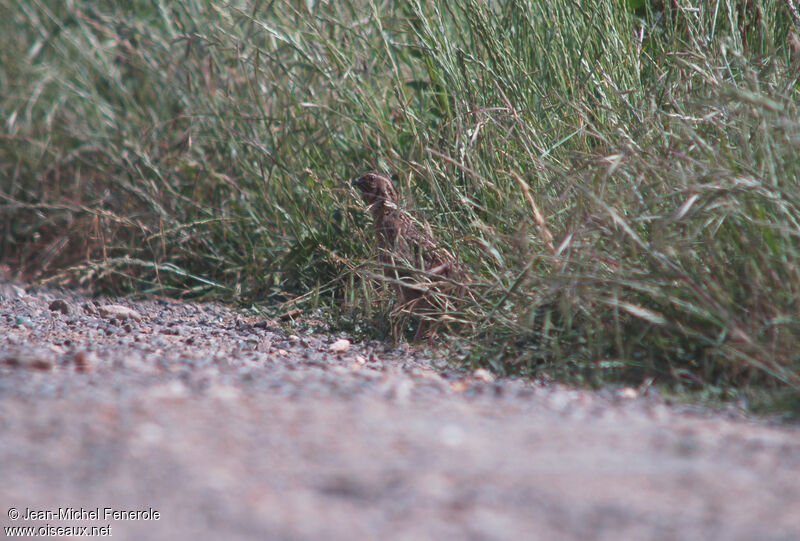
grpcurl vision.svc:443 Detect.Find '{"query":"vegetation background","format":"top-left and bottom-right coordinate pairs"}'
top-left (3, 0), bottom-right (800, 410)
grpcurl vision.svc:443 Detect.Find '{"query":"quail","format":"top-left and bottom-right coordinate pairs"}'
top-left (790, 31), bottom-right (800, 72)
top-left (352, 171), bottom-right (462, 338)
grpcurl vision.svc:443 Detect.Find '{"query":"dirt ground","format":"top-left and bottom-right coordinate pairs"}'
top-left (1, 281), bottom-right (799, 541)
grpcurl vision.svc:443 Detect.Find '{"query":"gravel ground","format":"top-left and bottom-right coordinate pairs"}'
top-left (1, 281), bottom-right (799, 541)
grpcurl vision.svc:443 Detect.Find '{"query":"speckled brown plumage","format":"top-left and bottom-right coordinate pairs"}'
top-left (790, 31), bottom-right (800, 72)
top-left (353, 171), bottom-right (462, 337)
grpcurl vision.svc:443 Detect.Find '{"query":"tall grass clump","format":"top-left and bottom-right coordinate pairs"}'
top-left (2, 0), bottom-right (800, 399)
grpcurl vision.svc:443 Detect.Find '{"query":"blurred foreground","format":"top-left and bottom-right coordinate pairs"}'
top-left (1, 282), bottom-right (798, 540)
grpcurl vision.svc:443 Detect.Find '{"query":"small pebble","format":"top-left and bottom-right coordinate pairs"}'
top-left (14, 316), bottom-right (34, 328)
top-left (473, 368), bottom-right (496, 383)
top-left (329, 339), bottom-right (350, 354)
top-left (48, 299), bottom-right (70, 315)
top-left (73, 350), bottom-right (98, 373)
top-left (99, 304), bottom-right (143, 322)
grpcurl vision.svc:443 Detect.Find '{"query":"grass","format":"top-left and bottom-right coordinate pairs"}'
top-left (2, 0), bottom-right (800, 411)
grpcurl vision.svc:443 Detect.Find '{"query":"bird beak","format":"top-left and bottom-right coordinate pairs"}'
top-left (352, 176), bottom-right (364, 187)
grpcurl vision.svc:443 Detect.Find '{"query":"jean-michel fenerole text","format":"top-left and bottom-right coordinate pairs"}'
top-left (21, 507), bottom-right (160, 521)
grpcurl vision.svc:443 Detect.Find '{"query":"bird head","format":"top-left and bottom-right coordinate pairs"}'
top-left (352, 171), bottom-right (399, 209)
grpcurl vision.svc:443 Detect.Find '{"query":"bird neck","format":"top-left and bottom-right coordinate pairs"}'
top-left (370, 199), bottom-right (396, 220)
